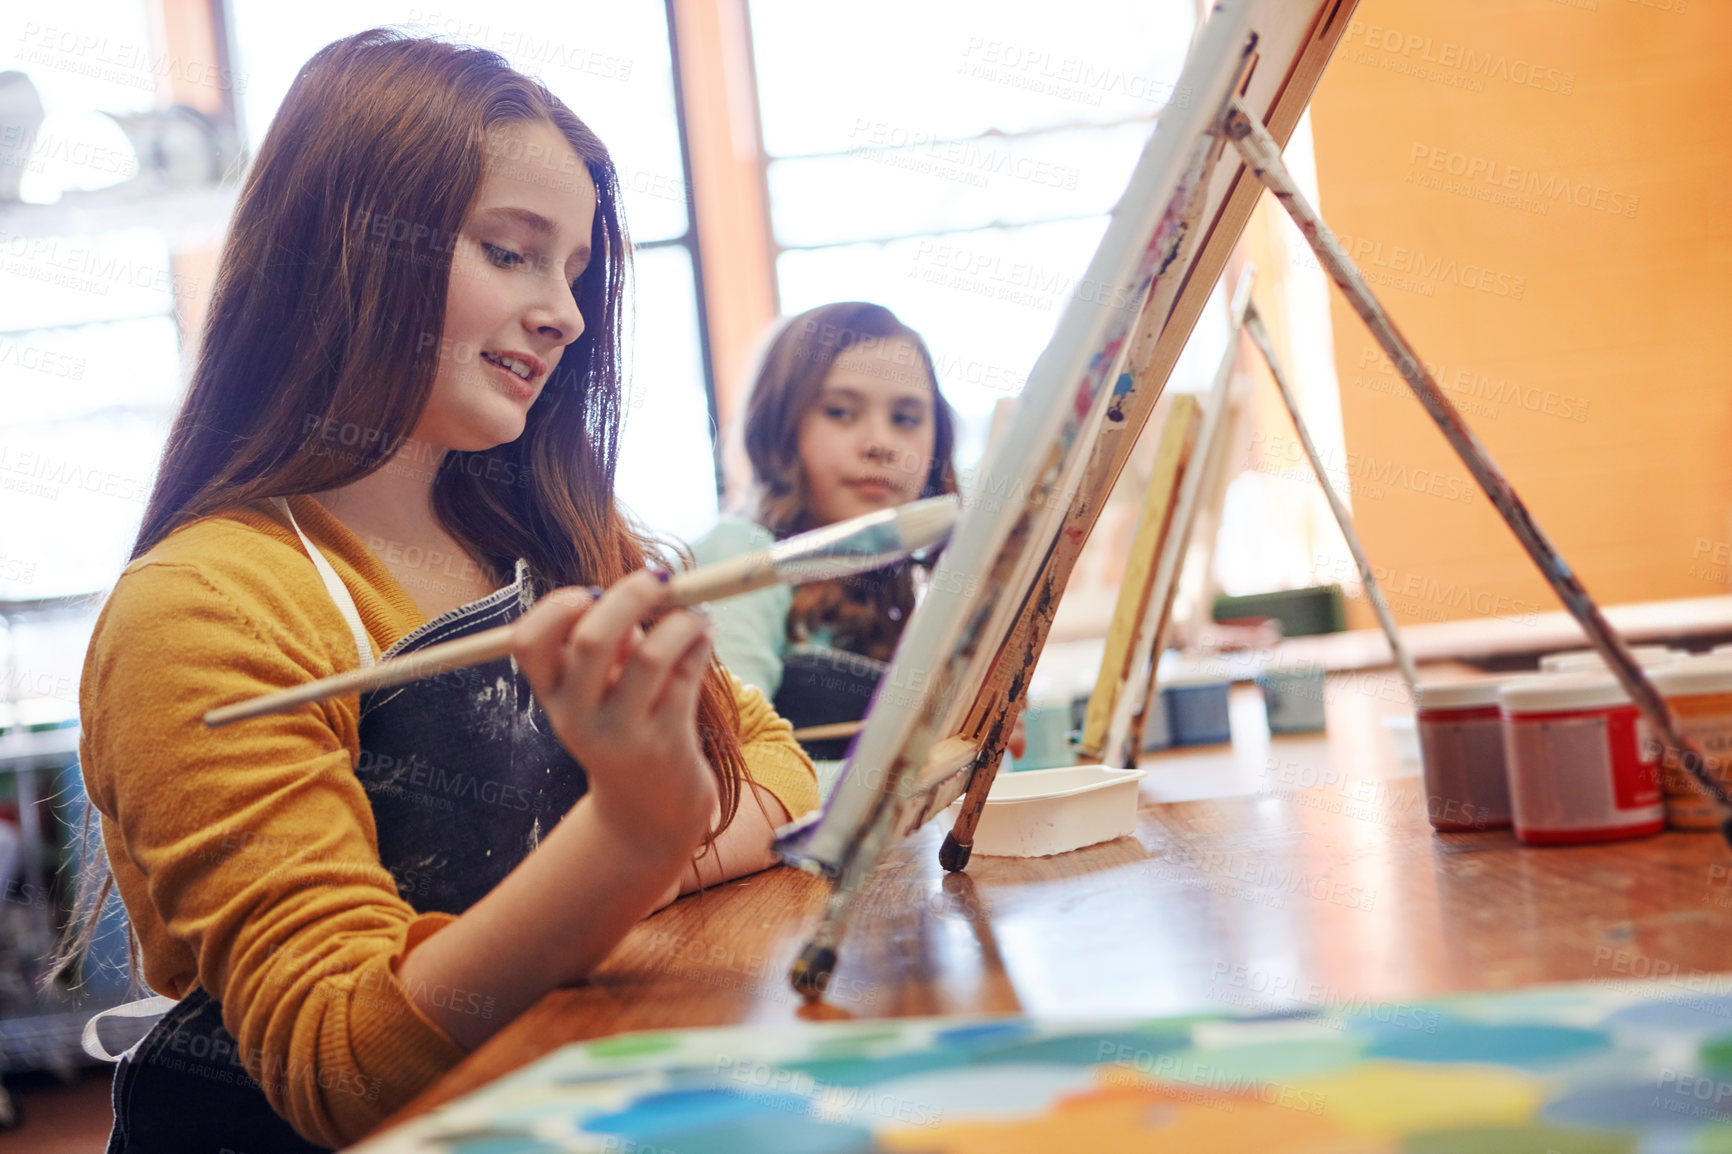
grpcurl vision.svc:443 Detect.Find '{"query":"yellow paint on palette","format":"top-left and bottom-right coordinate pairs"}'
top-left (875, 1078), bottom-right (1395, 1154)
top-left (1291, 1060), bottom-right (1541, 1138)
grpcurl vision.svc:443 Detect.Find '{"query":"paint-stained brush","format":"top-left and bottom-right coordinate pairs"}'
top-left (204, 495), bottom-right (959, 728)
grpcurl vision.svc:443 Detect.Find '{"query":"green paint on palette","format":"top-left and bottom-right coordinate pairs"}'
top-left (1144, 1038), bottom-right (1364, 1083)
top-left (450, 1139), bottom-right (563, 1154)
top-left (1133, 1014), bottom-right (1225, 1037)
top-left (783, 1051), bottom-right (965, 1088)
top-left (809, 1027), bottom-right (908, 1058)
top-left (586, 1032), bottom-right (683, 1060)
top-left (1701, 1034), bottom-right (1732, 1075)
top-left (1403, 1125), bottom-right (1634, 1154)
top-left (1692, 1124), bottom-right (1732, 1154)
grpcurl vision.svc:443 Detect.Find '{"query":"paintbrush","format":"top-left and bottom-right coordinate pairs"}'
top-left (203, 495), bottom-right (958, 728)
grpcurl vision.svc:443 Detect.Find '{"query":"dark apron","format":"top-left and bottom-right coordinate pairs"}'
top-left (105, 561), bottom-right (588, 1153)
top-left (771, 644), bottom-right (886, 760)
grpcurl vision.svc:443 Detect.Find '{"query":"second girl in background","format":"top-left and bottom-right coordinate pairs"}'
top-left (692, 302), bottom-right (959, 769)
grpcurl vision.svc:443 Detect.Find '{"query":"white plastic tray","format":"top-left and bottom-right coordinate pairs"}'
top-left (1382, 713), bottom-right (1420, 766)
top-left (945, 764), bottom-right (1145, 858)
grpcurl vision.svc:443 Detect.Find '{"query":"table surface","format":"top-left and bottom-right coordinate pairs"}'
top-left (377, 670), bottom-right (1732, 1135)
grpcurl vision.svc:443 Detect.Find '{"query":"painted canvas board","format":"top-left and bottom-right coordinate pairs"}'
top-left (352, 976), bottom-right (1732, 1152)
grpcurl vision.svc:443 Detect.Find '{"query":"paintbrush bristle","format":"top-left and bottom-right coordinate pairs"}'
top-left (894, 495), bottom-right (960, 553)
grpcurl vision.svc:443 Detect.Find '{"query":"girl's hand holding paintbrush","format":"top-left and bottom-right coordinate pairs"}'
top-left (203, 496), bottom-right (958, 728)
top-left (512, 570), bottom-right (719, 843)
top-left (400, 568), bottom-right (723, 1046)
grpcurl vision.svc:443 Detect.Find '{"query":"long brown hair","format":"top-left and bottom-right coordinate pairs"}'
top-left (741, 302), bottom-right (959, 660)
top-left (53, 29), bottom-right (746, 985)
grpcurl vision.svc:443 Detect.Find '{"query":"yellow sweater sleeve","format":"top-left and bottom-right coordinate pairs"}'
top-left (81, 558), bottom-right (467, 1148)
top-left (729, 673), bottom-right (819, 820)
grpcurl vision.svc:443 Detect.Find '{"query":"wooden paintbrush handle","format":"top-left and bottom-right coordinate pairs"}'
top-left (203, 565), bottom-right (774, 728)
top-left (789, 721), bottom-right (865, 743)
top-left (666, 550), bottom-right (777, 606)
top-left (203, 624), bottom-right (516, 727)
top-left (205, 497), bottom-right (954, 729)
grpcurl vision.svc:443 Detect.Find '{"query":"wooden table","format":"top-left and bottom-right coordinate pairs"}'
top-left (379, 674), bottom-right (1732, 1133)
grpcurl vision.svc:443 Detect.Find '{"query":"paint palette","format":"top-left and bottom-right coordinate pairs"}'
top-left (352, 978), bottom-right (1732, 1152)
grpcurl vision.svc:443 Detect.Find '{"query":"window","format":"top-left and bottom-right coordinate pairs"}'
top-left (228, 1), bottom-right (718, 540)
top-left (748, 2), bottom-right (1351, 613)
top-left (1, 0), bottom-right (177, 714)
top-left (749, 0), bottom-right (1202, 468)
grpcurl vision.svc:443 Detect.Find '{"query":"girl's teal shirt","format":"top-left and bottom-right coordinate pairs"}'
top-left (688, 519), bottom-right (792, 698)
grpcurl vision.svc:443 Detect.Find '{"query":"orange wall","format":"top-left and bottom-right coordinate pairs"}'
top-left (1308, 0), bottom-right (1732, 628)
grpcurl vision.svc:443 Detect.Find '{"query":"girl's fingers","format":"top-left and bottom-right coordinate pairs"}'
top-left (607, 609), bottom-right (711, 721)
top-left (511, 586), bottom-right (597, 693)
top-left (653, 624), bottom-right (714, 722)
top-left (599, 623), bottom-right (648, 692)
top-left (549, 571), bottom-right (671, 708)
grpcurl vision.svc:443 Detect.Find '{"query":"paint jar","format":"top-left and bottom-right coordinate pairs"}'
top-left (1499, 674), bottom-right (1663, 845)
top-left (1165, 675), bottom-right (1232, 747)
top-left (1256, 663), bottom-right (1327, 735)
top-left (1647, 658), bottom-right (1732, 830)
top-left (1537, 646), bottom-right (1681, 674)
top-left (1413, 678), bottom-right (1510, 831)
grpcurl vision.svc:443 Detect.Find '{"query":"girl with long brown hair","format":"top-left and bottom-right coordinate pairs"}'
top-left (66, 29), bottom-right (815, 1153)
top-left (692, 302), bottom-right (960, 764)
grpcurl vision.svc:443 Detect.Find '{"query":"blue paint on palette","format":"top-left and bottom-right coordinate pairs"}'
top-left (584, 1088), bottom-right (812, 1140)
top-left (1112, 372), bottom-right (1135, 396)
top-left (1600, 998), bottom-right (1732, 1032)
top-left (782, 1051), bottom-right (969, 1088)
top-left (1364, 1023), bottom-right (1609, 1067)
top-left (969, 1031), bottom-right (1187, 1067)
top-left (934, 1021), bottom-right (1032, 1049)
top-left (1542, 1080), bottom-right (1732, 1130)
top-left (935, 1018), bottom-right (1025, 1046)
top-left (628, 1118), bottom-right (877, 1154)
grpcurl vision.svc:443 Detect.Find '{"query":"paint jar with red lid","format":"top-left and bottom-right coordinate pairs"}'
top-left (1499, 674), bottom-right (1663, 845)
top-left (1413, 678), bottom-right (1510, 831)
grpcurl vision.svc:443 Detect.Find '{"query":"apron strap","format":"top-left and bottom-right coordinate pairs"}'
top-left (271, 497), bottom-right (374, 670)
top-left (81, 994), bottom-right (179, 1062)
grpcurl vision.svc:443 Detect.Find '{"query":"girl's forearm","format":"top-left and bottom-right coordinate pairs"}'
top-left (657, 782), bottom-right (793, 907)
top-left (396, 796), bottom-right (706, 1049)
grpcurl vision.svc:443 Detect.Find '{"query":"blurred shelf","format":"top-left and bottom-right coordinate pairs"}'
top-left (0, 181), bottom-right (239, 248)
top-left (1271, 593), bottom-right (1732, 673)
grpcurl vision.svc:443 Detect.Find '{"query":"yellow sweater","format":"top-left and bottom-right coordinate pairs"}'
top-left (78, 495), bottom-right (818, 1147)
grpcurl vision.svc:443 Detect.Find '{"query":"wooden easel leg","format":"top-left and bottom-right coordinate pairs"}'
top-left (790, 884), bottom-right (855, 999)
top-left (1242, 301), bottom-right (1419, 692)
top-left (938, 744), bottom-right (1006, 873)
top-left (1224, 100), bottom-right (1732, 829)
top-left (940, 531), bottom-right (1071, 872)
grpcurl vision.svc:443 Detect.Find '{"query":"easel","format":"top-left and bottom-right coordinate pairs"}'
top-left (778, 0), bottom-right (1728, 999)
top-left (1075, 273), bottom-right (1419, 773)
top-left (777, 1), bottom-right (1366, 996)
